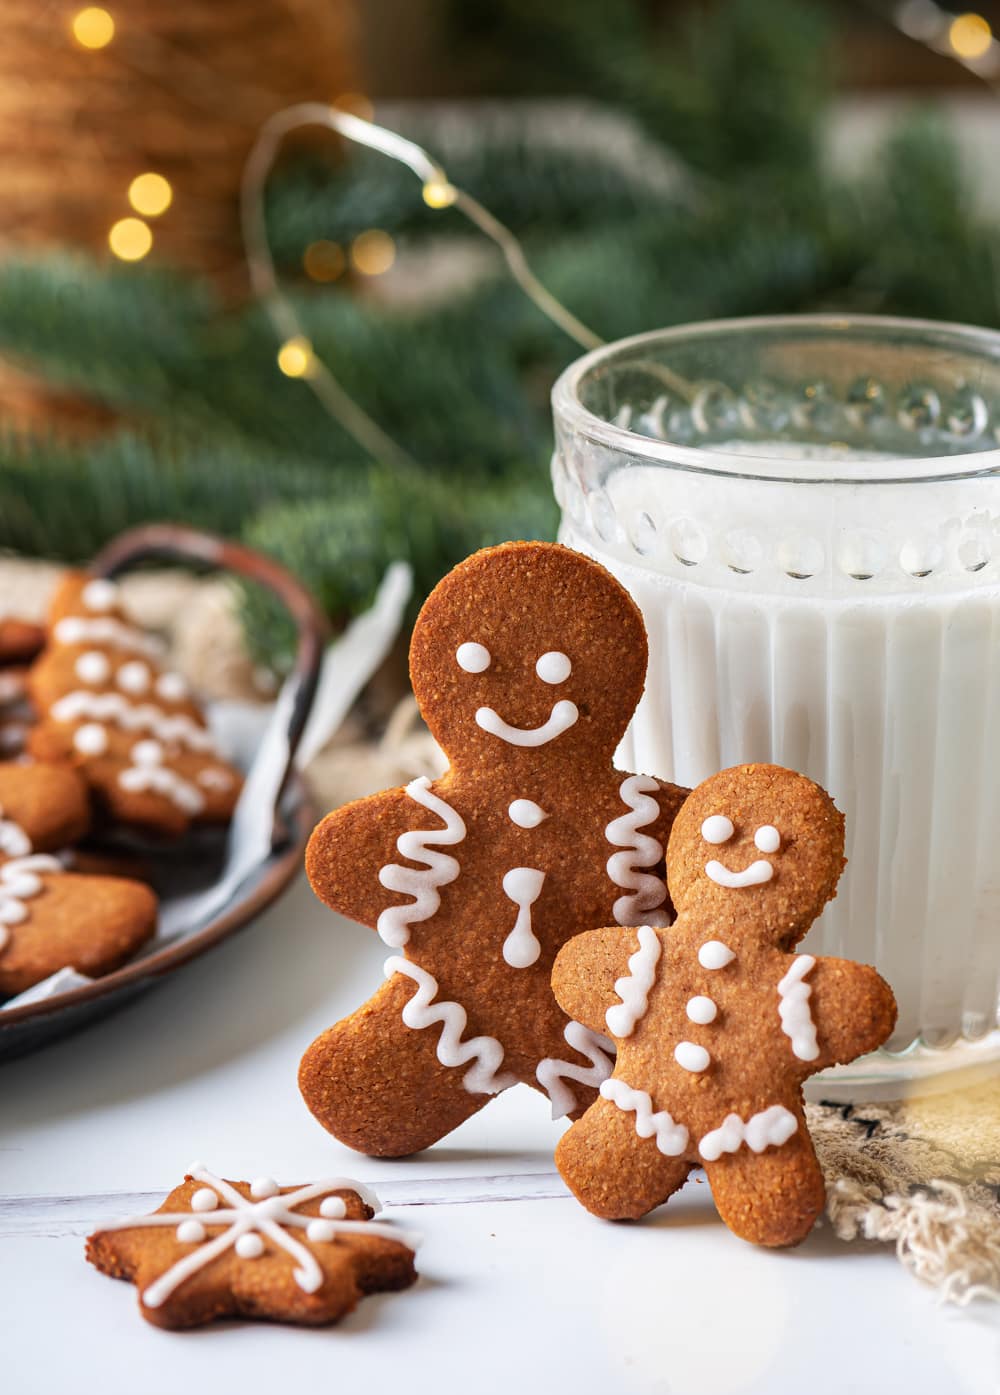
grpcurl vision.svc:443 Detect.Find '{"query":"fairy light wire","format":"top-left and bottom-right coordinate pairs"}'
top-left (240, 102), bottom-right (603, 467)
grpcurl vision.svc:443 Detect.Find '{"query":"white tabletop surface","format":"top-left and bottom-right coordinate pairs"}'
top-left (2, 873), bottom-right (998, 1395)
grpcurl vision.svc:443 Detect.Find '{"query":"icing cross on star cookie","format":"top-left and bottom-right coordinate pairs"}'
top-left (300, 541), bottom-right (689, 1156)
top-left (551, 763), bottom-right (897, 1248)
top-left (86, 1165), bottom-right (420, 1329)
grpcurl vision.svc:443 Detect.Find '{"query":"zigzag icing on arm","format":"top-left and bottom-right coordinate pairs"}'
top-left (535, 1020), bottom-right (615, 1120)
top-left (777, 954), bottom-right (819, 1061)
top-left (605, 925), bottom-right (661, 1038)
top-left (600, 1077), bottom-right (689, 1156)
top-left (376, 777), bottom-right (466, 948)
top-left (384, 956), bottom-right (517, 1094)
top-left (605, 774), bottom-right (669, 927)
top-left (697, 1106), bottom-right (798, 1161)
top-left (95, 1165), bottom-right (420, 1311)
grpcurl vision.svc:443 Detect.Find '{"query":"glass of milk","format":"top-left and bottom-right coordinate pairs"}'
top-left (552, 314), bottom-right (1000, 1086)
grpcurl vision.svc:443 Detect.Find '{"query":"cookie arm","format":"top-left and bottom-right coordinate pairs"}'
top-left (306, 785), bottom-right (442, 933)
top-left (551, 927), bottom-right (638, 1038)
top-left (805, 957), bottom-right (897, 1071)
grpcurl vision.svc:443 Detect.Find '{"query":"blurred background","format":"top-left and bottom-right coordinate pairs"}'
top-left (3, 0), bottom-right (1000, 665)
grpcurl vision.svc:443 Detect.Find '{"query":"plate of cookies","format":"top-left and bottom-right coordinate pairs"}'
top-left (0, 524), bottom-right (327, 1059)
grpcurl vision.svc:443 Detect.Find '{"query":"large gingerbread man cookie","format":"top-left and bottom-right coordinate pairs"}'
top-left (552, 764), bottom-right (897, 1247)
top-left (27, 573), bottom-right (242, 837)
top-left (300, 542), bottom-right (688, 1156)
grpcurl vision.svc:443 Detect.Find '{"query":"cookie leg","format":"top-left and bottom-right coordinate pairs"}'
top-left (555, 1097), bottom-right (693, 1220)
top-left (299, 974), bottom-right (494, 1157)
top-left (703, 1128), bottom-right (826, 1247)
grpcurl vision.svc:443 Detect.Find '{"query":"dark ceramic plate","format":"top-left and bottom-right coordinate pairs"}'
top-left (0, 525), bottom-right (327, 1060)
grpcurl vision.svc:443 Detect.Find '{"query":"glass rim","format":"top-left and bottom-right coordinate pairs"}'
top-left (551, 312), bottom-right (1000, 485)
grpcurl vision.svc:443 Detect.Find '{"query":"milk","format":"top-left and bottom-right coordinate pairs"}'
top-left (556, 452), bottom-right (1000, 1054)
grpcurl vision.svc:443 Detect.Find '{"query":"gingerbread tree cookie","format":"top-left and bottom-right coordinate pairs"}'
top-left (87, 1165), bottom-right (420, 1329)
top-left (27, 573), bottom-right (242, 837)
top-left (300, 542), bottom-right (688, 1156)
top-left (0, 760), bottom-right (157, 995)
top-left (552, 764), bottom-right (897, 1248)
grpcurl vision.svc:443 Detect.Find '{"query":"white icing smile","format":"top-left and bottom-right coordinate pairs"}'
top-left (475, 700), bottom-right (578, 748)
top-left (705, 858), bottom-right (774, 889)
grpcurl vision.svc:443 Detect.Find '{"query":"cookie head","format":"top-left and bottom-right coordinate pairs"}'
top-left (667, 765), bottom-right (845, 945)
top-left (409, 542), bottom-right (648, 769)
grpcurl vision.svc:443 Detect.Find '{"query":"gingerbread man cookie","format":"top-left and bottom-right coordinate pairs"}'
top-left (552, 764), bottom-right (896, 1248)
top-left (87, 1165), bottom-right (420, 1328)
top-left (300, 542), bottom-right (688, 1156)
top-left (27, 573), bottom-right (242, 837)
top-left (0, 760), bottom-right (158, 996)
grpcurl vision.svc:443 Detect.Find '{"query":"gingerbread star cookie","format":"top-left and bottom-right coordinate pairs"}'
top-left (87, 1166), bottom-right (420, 1328)
top-left (300, 541), bottom-right (688, 1156)
top-left (552, 764), bottom-right (897, 1248)
top-left (0, 760), bottom-right (158, 996)
top-left (27, 573), bottom-right (242, 837)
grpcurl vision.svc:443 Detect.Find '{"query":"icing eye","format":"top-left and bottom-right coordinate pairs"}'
top-left (754, 824), bottom-right (780, 854)
top-left (701, 814), bottom-right (734, 845)
top-left (535, 651), bottom-right (571, 684)
top-left (456, 642), bottom-right (491, 674)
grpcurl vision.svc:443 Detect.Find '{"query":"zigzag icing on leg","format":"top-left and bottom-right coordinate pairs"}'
top-left (384, 955), bottom-right (516, 1095)
top-left (600, 1077), bottom-right (689, 1156)
top-left (698, 1105), bottom-right (798, 1161)
top-left (376, 777), bottom-right (466, 949)
top-left (536, 1020), bottom-right (615, 1120)
top-left (605, 774), bottom-right (670, 928)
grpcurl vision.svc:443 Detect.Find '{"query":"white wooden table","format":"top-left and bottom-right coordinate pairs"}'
top-left (3, 874), bottom-right (997, 1394)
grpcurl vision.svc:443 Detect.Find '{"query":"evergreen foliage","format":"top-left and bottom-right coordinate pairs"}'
top-left (1, 0), bottom-right (997, 659)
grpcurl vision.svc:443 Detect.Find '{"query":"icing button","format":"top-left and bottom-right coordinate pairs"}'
top-left (508, 799), bottom-right (547, 828)
top-left (674, 1041), bottom-right (711, 1073)
top-left (698, 940), bottom-right (736, 970)
top-left (686, 995), bottom-right (718, 1025)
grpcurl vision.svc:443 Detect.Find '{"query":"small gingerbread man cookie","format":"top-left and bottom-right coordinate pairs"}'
top-left (0, 760), bottom-right (158, 996)
top-left (27, 573), bottom-right (242, 837)
top-left (552, 764), bottom-right (896, 1248)
top-left (300, 542), bottom-right (688, 1156)
top-left (87, 1165), bottom-right (420, 1328)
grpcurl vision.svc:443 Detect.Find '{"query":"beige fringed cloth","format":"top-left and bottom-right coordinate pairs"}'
top-left (809, 1084), bottom-right (1000, 1305)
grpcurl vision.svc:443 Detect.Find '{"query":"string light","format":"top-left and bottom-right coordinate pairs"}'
top-left (350, 230), bottom-right (396, 276)
top-left (241, 104), bottom-right (602, 470)
top-left (108, 217), bottom-right (152, 261)
top-left (71, 6), bottom-right (115, 49)
top-left (277, 336), bottom-right (315, 378)
top-left (303, 240), bottom-right (346, 282)
top-left (948, 11), bottom-right (992, 58)
top-left (128, 172), bottom-right (173, 217)
top-left (884, 0), bottom-right (1000, 80)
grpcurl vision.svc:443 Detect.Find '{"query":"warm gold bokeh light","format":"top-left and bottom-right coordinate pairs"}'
top-left (350, 230), bottom-right (396, 276)
top-left (303, 239), bottom-right (346, 282)
top-left (72, 7), bottom-right (115, 49)
top-left (277, 336), bottom-right (315, 378)
top-left (128, 172), bottom-right (173, 217)
top-left (108, 217), bottom-right (152, 261)
top-left (949, 12), bottom-right (992, 59)
top-left (422, 179), bottom-right (457, 210)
